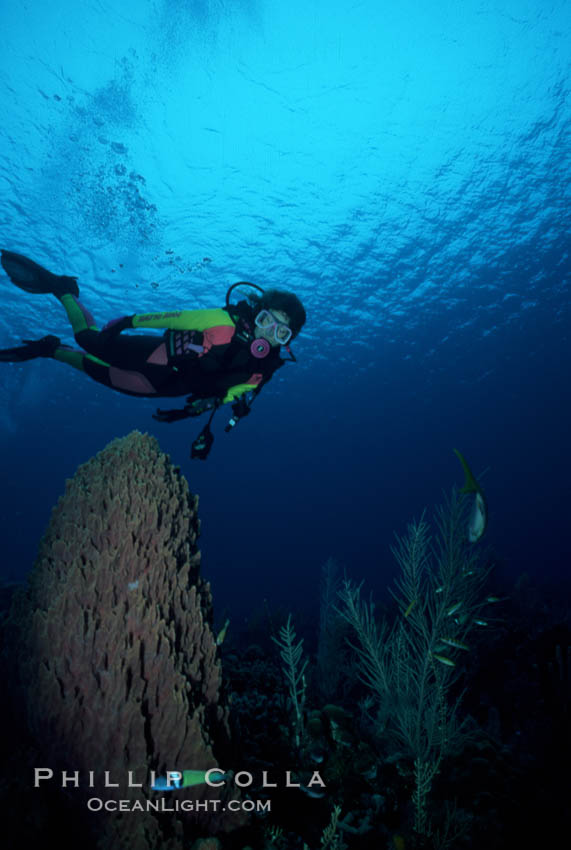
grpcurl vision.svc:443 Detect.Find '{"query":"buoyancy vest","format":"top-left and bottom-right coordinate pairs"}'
top-left (163, 306), bottom-right (285, 399)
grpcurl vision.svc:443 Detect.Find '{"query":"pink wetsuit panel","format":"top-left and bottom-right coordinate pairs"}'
top-left (109, 367), bottom-right (157, 395)
top-left (202, 325), bottom-right (235, 352)
top-left (146, 342), bottom-right (169, 365)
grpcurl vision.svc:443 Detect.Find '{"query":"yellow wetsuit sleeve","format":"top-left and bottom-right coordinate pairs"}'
top-left (222, 382), bottom-right (258, 404)
top-left (131, 308), bottom-right (234, 331)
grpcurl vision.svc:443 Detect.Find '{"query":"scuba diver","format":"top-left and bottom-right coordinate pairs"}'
top-left (0, 250), bottom-right (306, 459)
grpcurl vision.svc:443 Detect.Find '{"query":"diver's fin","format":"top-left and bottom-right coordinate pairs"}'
top-left (1, 250), bottom-right (79, 297)
top-left (0, 335), bottom-right (61, 362)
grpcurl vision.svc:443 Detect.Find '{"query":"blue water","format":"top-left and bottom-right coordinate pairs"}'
top-left (0, 0), bottom-right (569, 626)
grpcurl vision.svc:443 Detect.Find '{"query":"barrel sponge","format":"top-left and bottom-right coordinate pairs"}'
top-left (6, 431), bottom-right (245, 844)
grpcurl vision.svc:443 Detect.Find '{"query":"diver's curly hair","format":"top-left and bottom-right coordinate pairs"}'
top-left (251, 289), bottom-right (307, 338)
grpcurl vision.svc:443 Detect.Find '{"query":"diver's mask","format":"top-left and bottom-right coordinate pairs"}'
top-left (255, 309), bottom-right (292, 345)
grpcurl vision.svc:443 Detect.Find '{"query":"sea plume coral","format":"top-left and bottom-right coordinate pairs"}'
top-left (4, 431), bottom-right (244, 848)
top-left (339, 490), bottom-right (492, 838)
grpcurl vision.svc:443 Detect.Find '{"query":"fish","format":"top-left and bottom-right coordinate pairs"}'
top-left (447, 601), bottom-right (462, 616)
top-left (216, 618), bottom-right (230, 645)
top-left (486, 596), bottom-right (501, 603)
top-left (440, 637), bottom-right (469, 651)
top-left (453, 449), bottom-right (488, 542)
top-left (474, 619), bottom-right (488, 626)
top-left (432, 654), bottom-right (456, 667)
top-left (152, 770), bottom-right (228, 791)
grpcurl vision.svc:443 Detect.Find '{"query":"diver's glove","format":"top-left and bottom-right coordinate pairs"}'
top-left (224, 397), bottom-right (252, 432)
top-left (100, 315), bottom-right (134, 336)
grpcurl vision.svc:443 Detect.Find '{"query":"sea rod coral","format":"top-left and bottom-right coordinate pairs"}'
top-left (4, 431), bottom-right (245, 849)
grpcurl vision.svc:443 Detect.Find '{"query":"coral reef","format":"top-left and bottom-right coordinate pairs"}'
top-left (2, 459), bottom-right (567, 849)
top-left (3, 431), bottom-right (245, 848)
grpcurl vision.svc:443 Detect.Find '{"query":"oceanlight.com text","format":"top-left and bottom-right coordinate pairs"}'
top-left (86, 797), bottom-right (271, 813)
